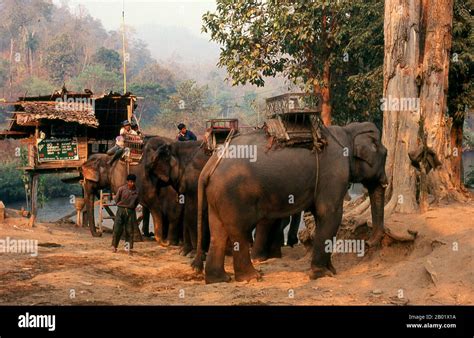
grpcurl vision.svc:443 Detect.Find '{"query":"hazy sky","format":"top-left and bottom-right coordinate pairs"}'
top-left (54, 0), bottom-right (216, 36)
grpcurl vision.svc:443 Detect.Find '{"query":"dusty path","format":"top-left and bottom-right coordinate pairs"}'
top-left (0, 203), bottom-right (472, 305)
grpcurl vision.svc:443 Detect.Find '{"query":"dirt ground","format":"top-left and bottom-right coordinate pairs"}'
top-left (0, 202), bottom-right (473, 305)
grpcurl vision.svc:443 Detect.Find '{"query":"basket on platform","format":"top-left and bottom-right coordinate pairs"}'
top-left (124, 134), bottom-right (144, 162)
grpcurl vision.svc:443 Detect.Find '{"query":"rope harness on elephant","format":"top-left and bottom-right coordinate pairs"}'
top-left (208, 128), bottom-right (236, 177)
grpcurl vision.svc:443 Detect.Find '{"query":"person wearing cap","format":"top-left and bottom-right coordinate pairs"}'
top-left (111, 174), bottom-right (139, 254)
top-left (176, 123), bottom-right (197, 141)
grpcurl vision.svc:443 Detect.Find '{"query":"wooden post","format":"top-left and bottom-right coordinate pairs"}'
top-left (74, 197), bottom-right (85, 227)
top-left (28, 172), bottom-right (39, 227)
top-left (98, 190), bottom-right (104, 231)
top-left (0, 201), bottom-right (5, 223)
top-left (127, 97), bottom-right (132, 121)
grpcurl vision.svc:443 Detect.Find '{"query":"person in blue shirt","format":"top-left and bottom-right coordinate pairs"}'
top-left (176, 123), bottom-right (197, 141)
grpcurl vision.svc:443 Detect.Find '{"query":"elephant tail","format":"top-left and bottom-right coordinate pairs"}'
top-left (191, 159), bottom-right (212, 273)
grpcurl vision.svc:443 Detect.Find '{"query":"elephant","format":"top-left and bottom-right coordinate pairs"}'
top-left (193, 122), bottom-right (387, 284)
top-left (148, 140), bottom-right (212, 256)
top-left (252, 124), bottom-right (390, 261)
top-left (81, 136), bottom-right (183, 245)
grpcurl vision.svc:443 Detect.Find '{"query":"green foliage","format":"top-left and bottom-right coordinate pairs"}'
top-left (203, 0), bottom-right (384, 125)
top-left (71, 64), bottom-right (122, 93)
top-left (0, 59), bottom-right (9, 88)
top-left (43, 34), bottom-right (79, 84)
top-left (0, 162), bottom-right (81, 205)
top-left (19, 76), bottom-right (55, 96)
top-left (204, 0), bottom-right (352, 89)
top-left (128, 82), bottom-right (171, 126)
top-left (448, 0), bottom-right (474, 124)
top-left (464, 120), bottom-right (474, 149)
top-left (466, 166), bottom-right (474, 187)
top-left (156, 80), bottom-right (219, 134)
top-left (128, 62), bottom-right (178, 126)
top-left (0, 162), bottom-right (27, 202)
top-left (92, 47), bottom-right (122, 71)
top-left (330, 1), bottom-right (384, 126)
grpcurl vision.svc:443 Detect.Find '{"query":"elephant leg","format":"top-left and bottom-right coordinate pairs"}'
top-left (185, 201), bottom-right (198, 251)
top-left (230, 227), bottom-right (261, 282)
top-left (287, 213), bottom-right (301, 247)
top-left (181, 225), bottom-right (193, 256)
top-left (309, 204), bottom-right (342, 280)
top-left (151, 209), bottom-right (168, 246)
top-left (167, 218), bottom-right (180, 246)
top-left (166, 205), bottom-right (182, 246)
top-left (141, 207), bottom-right (150, 237)
top-left (205, 206), bottom-right (231, 284)
top-left (251, 219), bottom-right (272, 262)
top-left (267, 220), bottom-right (283, 259)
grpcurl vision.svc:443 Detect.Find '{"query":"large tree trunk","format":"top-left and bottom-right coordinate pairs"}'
top-left (382, 0), bottom-right (467, 215)
top-left (382, 0), bottom-right (421, 213)
top-left (320, 59), bottom-right (332, 126)
top-left (419, 0), bottom-right (468, 203)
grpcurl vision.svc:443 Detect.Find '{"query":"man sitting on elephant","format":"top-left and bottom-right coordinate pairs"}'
top-left (111, 174), bottom-right (140, 255)
top-left (107, 120), bottom-right (137, 165)
top-left (176, 123), bottom-right (197, 141)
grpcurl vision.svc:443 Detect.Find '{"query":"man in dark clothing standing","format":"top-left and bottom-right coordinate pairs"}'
top-left (111, 174), bottom-right (139, 254)
top-left (176, 123), bottom-right (197, 141)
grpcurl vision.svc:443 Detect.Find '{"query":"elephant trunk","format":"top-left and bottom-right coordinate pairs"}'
top-left (367, 183), bottom-right (385, 247)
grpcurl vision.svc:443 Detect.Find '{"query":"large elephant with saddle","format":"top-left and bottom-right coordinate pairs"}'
top-left (193, 122), bottom-right (388, 284)
top-left (81, 136), bottom-right (183, 245)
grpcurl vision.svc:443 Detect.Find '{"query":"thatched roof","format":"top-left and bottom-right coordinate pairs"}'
top-left (14, 101), bottom-right (98, 127)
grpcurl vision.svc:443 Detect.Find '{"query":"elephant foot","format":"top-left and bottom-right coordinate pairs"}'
top-left (235, 268), bottom-right (262, 283)
top-left (267, 249), bottom-right (282, 259)
top-left (159, 239), bottom-right (170, 247)
top-left (366, 229), bottom-right (384, 247)
top-left (205, 271), bottom-right (231, 284)
top-left (180, 246), bottom-right (193, 257)
top-left (191, 254), bottom-right (205, 273)
top-left (91, 231), bottom-right (102, 238)
top-left (168, 239), bottom-right (180, 247)
top-left (328, 260), bottom-right (337, 274)
top-left (251, 254), bottom-right (268, 263)
top-left (154, 236), bottom-right (170, 247)
top-left (309, 266), bottom-right (334, 280)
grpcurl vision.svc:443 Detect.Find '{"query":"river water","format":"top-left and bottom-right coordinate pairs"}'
top-left (7, 197), bottom-right (121, 230)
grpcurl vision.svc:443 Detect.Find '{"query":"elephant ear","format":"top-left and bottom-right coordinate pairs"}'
top-left (351, 122), bottom-right (381, 167)
top-left (354, 139), bottom-right (377, 167)
top-left (82, 159), bottom-right (100, 182)
top-left (150, 144), bottom-right (172, 183)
